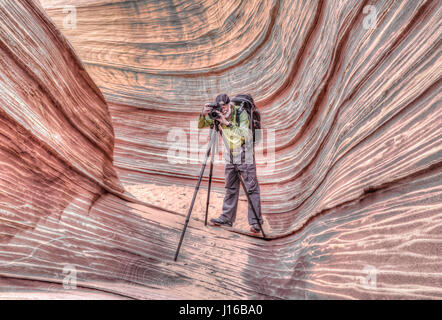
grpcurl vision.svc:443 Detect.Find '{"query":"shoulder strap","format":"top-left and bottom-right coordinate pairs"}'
top-left (235, 104), bottom-right (244, 125)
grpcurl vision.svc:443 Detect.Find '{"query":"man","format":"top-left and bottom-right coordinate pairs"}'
top-left (198, 93), bottom-right (263, 233)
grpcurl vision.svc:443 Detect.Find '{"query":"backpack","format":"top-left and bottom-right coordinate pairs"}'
top-left (231, 94), bottom-right (262, 145)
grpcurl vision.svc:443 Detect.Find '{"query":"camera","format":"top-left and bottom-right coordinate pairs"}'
top-left (207, 102), bottom-right (222, 120)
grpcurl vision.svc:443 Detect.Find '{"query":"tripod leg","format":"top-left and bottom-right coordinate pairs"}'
top-left (174, 128), bottom-right (216, 261)
top-left (237, 172), bottom-right (266, 239)
top-left (204, 133), bottom-right (216, 226)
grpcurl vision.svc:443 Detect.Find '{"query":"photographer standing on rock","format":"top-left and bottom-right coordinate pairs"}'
top-left (198, 93), bottom-right (263, 233)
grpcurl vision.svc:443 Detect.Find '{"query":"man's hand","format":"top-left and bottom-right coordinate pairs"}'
top-left (201, 104), bottom-right (211, 116)
top-left (216, 111), bottom-right (230, 126)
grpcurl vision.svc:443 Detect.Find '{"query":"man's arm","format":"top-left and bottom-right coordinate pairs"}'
top-left (198, 105), bottom-right (214, 129)
top-left (198, 114), bottom-right (213, 129)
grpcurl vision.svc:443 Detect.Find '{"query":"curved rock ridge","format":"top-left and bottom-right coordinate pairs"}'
top-left (42, 0), bottom-right (442, 233)
top-left (0, 0), bottom-right (132, 246)
top-left (0, 0), bottom-right (440, 299)
top-left (0, 0), bottom-right (122, 194)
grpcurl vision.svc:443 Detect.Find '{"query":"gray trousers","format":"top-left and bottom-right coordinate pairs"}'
top-left (220, 146), bottom-right (263, 226)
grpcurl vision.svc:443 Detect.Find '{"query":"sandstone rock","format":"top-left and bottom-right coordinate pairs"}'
top-left (0, 0), bottom-right (440, 299)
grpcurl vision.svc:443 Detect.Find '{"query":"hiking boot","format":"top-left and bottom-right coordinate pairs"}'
top-left (250, 224), bottom-right (262, 233)
top-left (210, 217), bottom-right (233, 227)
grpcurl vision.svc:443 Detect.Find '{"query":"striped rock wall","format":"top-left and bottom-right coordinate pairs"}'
top-left (0, 0), bottom-right (440, 299)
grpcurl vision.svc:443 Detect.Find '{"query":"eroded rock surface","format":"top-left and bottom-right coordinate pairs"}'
top-left (0, 0), bottom-right (440, 299)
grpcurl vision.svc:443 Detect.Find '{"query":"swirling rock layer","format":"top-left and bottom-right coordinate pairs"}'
top-left (0, 0), bottom-right (440, 299)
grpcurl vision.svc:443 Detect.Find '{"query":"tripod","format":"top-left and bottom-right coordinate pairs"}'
top-left (174, 121), bottom-right (265, 261)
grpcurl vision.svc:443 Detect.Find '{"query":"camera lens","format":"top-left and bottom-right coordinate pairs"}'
top-left (209, 110), bottom-right (219, 120)
top-left (208, 102), bottom-right (221, 120)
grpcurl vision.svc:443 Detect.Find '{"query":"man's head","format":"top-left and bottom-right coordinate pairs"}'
top-left (215, 93), bottom-right (230, 105)
top-left (216, 93), bottom-right (232, 118)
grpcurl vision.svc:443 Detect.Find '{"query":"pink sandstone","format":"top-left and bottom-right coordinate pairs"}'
top-left (0, 0), bottom-right (440, 299)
